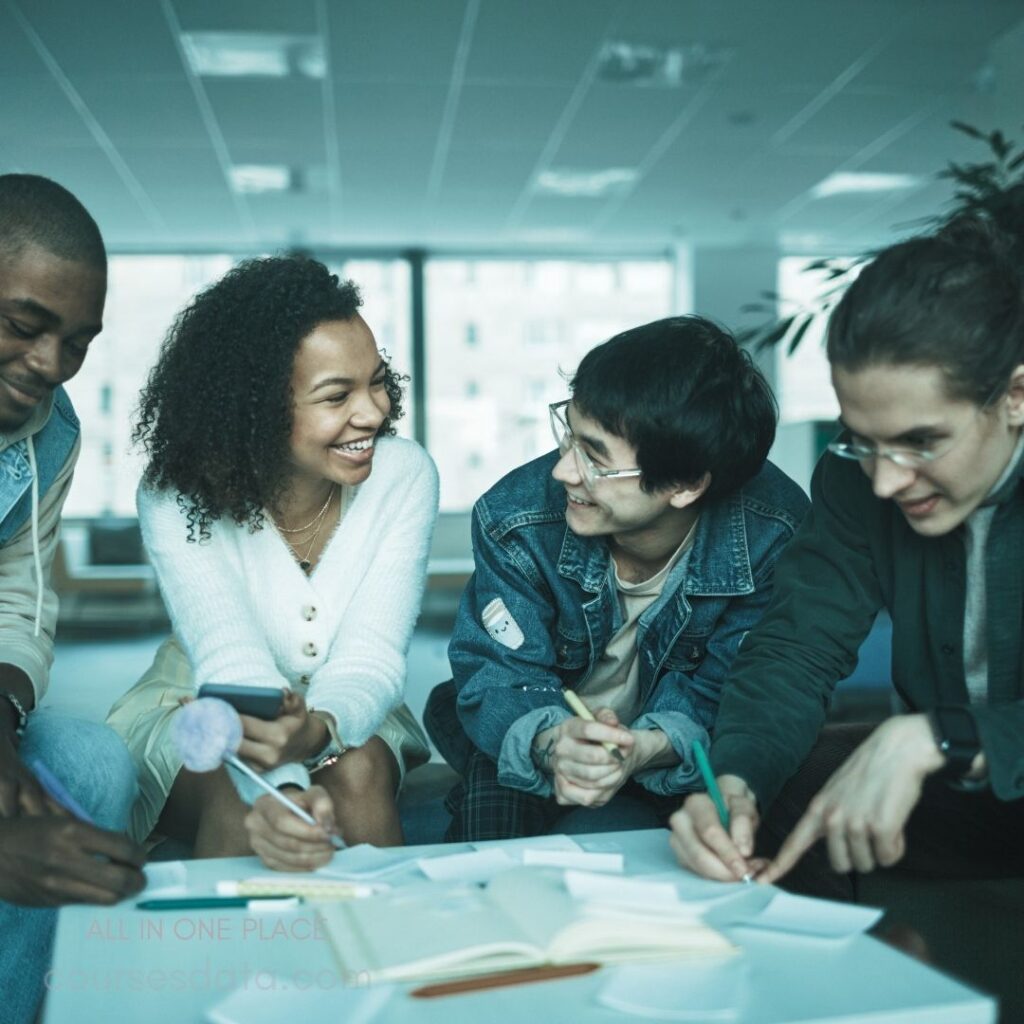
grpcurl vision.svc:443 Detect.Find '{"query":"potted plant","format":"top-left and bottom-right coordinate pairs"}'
top-left (738, 122), bottom-right (1024, 353)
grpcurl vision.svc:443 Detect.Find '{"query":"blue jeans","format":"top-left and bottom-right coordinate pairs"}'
top-left (0, 712), bottom-right (137, 1024)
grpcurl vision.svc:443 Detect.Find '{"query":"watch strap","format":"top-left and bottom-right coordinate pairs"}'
top-left (928, 705), bottom-right (980, 781)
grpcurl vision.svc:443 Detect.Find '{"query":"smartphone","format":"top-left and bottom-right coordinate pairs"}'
top-left (197, 683), bottom-right (285, 720)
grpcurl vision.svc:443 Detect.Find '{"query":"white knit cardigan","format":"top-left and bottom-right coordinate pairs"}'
top-left (137, 436), bottom-right (439, 747)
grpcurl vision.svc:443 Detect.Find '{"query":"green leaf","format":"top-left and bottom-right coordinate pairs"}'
top-left (754, 316), bottom-right (796, 352)
top-left (786, 316), bottom-right (814, 355)
top-left (951, 120), bottom-right (986, 140)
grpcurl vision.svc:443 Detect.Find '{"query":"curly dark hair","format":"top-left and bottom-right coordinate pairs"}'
top-left (134, 255), bottom-right (407, 540)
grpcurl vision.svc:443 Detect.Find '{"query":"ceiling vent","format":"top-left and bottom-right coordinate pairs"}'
top-left (181, 32), bottom-right (326, 79)
top-left (596, 42), bottom-right (730, 87)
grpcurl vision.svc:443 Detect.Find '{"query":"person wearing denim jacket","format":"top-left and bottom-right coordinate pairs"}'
top-left (0, 176), bottom-right (144, 1024)
top-left (426, 316), bottom-right (809, 841)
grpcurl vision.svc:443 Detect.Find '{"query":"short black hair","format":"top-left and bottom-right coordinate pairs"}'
top-left (827, 218), bottom-right (1024, 405)
top-left (570, 315), bottom-right (777, 499)
top-left (134, 255), bottom-right (407, 540)
top-left (0, 174), bottom-right (106, 270)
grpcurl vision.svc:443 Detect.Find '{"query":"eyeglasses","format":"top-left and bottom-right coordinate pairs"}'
top-left (827, 391), bottom-right (1000, 469)
top-left (548, 400), bottom-right (642, 488)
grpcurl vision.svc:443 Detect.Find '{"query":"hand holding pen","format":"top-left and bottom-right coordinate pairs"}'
top-left (667, 743), bottom-right (766, 883)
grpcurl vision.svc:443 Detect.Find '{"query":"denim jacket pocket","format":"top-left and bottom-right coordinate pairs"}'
top-left (661, 636), bottom-right (707, 674)
top-left (554, 627), bottom-right (589, 687)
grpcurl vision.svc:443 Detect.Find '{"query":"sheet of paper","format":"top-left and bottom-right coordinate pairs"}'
top-left (565, 870), bottom-right (680, 908)
top-left (417, 847), bottom-right (518, 884)
top-left (471, 833), bottom-right (582, 861)
top-left (598, 958), bottom-right (747, 1020)
top-left (522, 850), bottom-right (623, 872)
top-left (206, 979), bottom-right (392, 1024)
top-left (142, 861), bottom-right (187, 897)
top-left (636, 869), bottom-right (751, 904)
top-left (318, 843), bottom-right (435, 880)
top-left (737, 891), bottom-right (884, 939)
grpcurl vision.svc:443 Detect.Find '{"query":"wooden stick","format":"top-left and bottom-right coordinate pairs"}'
top-left (409, 962), bottom-right (601, 999)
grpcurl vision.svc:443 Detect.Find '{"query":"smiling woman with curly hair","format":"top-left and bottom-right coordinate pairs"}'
top-left (108, 255), bottom-right (438, 867)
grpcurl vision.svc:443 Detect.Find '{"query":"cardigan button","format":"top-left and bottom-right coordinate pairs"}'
top-left (297, 675), bottom-right (310, 686)
top-left (303, 642), bottom-right (318, 658)
top-left (302, 605), bottom-right (317, 621)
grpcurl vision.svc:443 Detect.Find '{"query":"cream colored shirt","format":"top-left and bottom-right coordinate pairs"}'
top-left (577, 519), bottom-right (698, 723)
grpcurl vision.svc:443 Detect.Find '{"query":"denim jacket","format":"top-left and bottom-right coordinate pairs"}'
top-left (433, 451), bottom-right (809, 798)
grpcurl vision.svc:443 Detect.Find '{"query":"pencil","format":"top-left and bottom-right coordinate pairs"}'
top-left (410, 962), bottom-right (601, 998)
top-left (562, 690), bottom-right (625, 763)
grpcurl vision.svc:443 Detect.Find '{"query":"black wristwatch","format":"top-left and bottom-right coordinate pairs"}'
top-left (927, 705), bottom-right (980, 782)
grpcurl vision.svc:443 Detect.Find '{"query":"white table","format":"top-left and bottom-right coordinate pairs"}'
top-left (45, 830), bottom-right (995, 1023)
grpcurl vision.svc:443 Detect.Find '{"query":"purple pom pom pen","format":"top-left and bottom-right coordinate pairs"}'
top-left (172, 698), bottom-right (345, 850)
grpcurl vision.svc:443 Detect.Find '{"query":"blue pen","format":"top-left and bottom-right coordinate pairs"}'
top-left (691, 740), bottom-right (753, 883)
top-left (29, 758), bottom-right (95, 824)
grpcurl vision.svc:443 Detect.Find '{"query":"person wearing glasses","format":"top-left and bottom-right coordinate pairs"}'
top-left (670, 219), bottom-right (1024, 897)
top-left (424, 316), bottom-right (808, 841)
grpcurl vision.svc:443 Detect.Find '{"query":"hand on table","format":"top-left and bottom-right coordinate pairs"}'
top-left (0, 817), bottom-right (146, 906)
top-left (669, 776), bottom-right (767, 882)
top-left (245, 785), bottom-right (338, 871)
top-left (758, 715), bottom-right (943, 884)
top-left (236, 691), bottom-right (327, 770)
top-left (534, 709), bottom-right (635, 807)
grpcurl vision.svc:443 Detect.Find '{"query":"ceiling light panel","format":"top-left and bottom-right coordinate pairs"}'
top-left (228, 164), bottom-right (292, 194)
top-left (535, 168), bottom-right (639, 198)
top-left (596, 41), bottom-right (731, 88)
top-left (810, 172), bottom-right (922, 198)
top-left (181, 32), bottom-right (325, 79)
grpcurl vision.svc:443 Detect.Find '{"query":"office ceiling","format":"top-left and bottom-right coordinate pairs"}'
top-left (2, 0), bottom-right (1022, 254)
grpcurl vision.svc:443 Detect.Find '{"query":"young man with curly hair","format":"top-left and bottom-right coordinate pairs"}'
top-left (425, 316), bottom-right (809, 841)
top-left (0, 174), bottom-right (145, 1024)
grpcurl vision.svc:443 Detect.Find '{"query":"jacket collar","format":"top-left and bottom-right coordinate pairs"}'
top-left (984, 429), bottom-right (1024, 508)
top-left (555, 488), bottom-right (755, 597)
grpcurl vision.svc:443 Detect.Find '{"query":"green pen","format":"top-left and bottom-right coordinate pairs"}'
top-left (692, 740), bottom-right (754, 883)
top-left (136, 896), bottom-right (301, 911)
top-left (692, 740), bottom-right (730, 829)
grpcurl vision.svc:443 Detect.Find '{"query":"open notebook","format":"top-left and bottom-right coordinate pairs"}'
top-left (319, 867), bottom-right (735, 985)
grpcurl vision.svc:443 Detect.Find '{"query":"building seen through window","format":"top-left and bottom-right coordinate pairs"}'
top-left (63, 254), bottom-right (671, 517)
top-left (426, 259), bottom-right (673, 510)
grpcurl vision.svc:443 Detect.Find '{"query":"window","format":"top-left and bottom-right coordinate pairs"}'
top-left (426, 258), bottom-right (673, 510)
top-left (64, 254), bottom-right (234, 516)
top-left (775, 257), bottom-right (857, 424)
top-left (322, 258), bottom-right (413, 439)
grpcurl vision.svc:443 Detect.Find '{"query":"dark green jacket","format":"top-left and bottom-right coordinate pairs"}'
top-left (711, 449), bottom-right (1024, 808)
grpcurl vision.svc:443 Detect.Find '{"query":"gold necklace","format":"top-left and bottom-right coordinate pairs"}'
top-left (275, 487), bottom-right (334, 534)
top-left (281, 487), bottom-right (336, 573)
